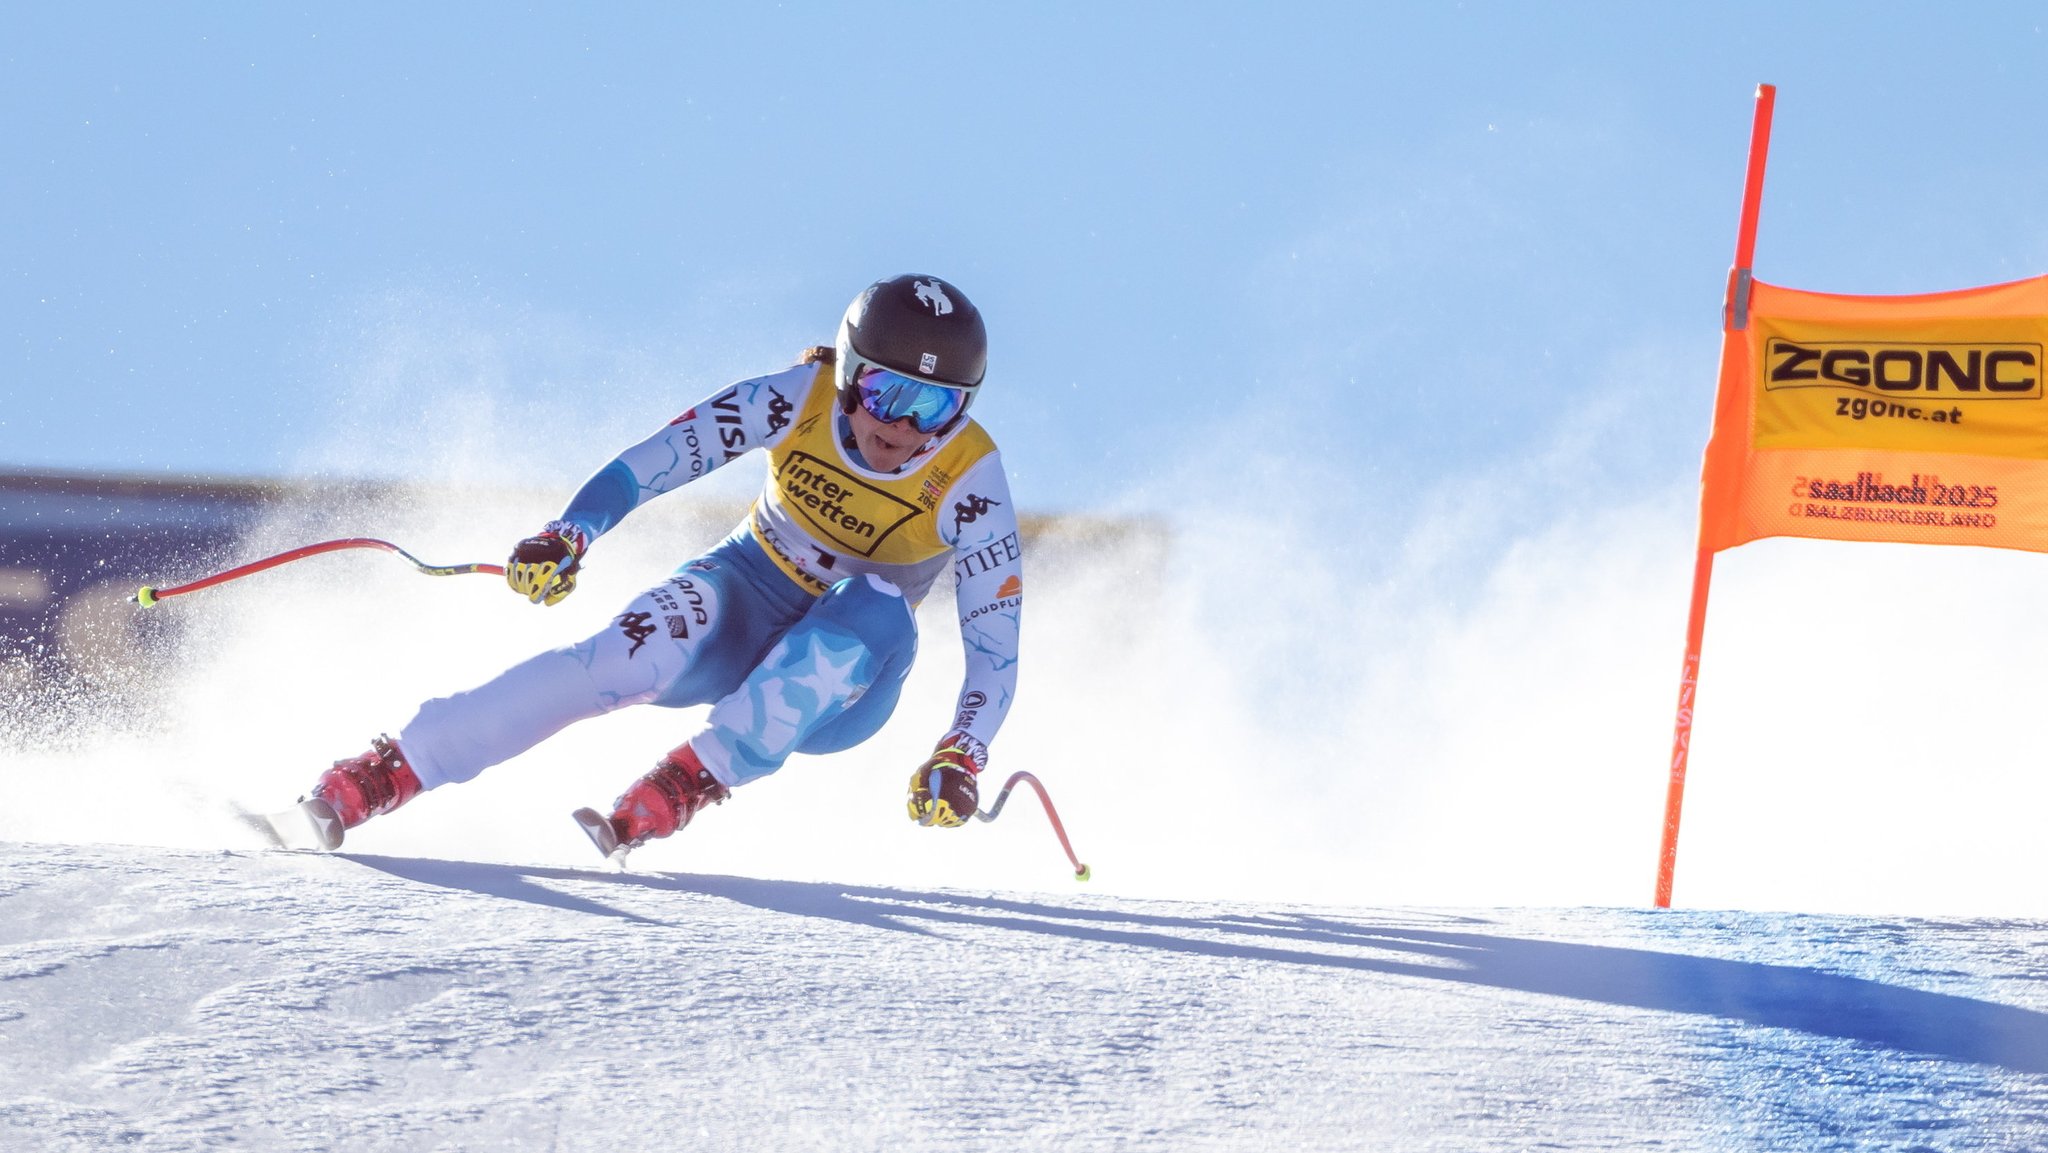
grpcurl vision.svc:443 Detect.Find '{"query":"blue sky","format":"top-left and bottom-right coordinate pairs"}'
top-left (10, 4), bottom-right (2048, 517)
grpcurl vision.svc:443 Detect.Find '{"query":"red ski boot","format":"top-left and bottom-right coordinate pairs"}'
top-left (313, 736), bottom-right (423, 832)
top-left (244, 737), bottom-right (424, 851)
top-left (572, 742), bottom-right (729, 861)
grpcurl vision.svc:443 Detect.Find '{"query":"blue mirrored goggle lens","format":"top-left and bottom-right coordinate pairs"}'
top-left (855, 367), bottom-right (966, 434)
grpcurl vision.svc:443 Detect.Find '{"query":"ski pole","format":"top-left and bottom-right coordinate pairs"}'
top-left (132, 537), bottom-right (506, 606)
top-left (975, 770), bottom-right (1091, 881)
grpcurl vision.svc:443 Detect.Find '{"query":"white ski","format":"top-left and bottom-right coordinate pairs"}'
top-left (571, 807), bottom-right (633, 868)
top-left (238, 798), bottom-right (346, 852)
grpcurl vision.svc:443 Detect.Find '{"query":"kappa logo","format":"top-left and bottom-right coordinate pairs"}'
top-left (953, 493), bottom-right (1002, 534)
top-left (1766, 339), bottom-right (2042, 398)
top-left (914, 280), bottom-right (954, 316)
top-left (614, 611), bottom-right (657, 657)
top-left (766, 387), bottom-right (794, 436)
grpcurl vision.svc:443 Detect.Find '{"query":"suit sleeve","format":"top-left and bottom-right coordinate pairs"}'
top-left (553, 363), bottom-right (814, 544)
top-left (940, 451), bottom-right (1023, 762)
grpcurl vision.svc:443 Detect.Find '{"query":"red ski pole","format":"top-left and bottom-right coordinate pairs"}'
top-left (132, 537), bottom-right (506, 606)
top-left (975, 770), bottom-right (1091, 881)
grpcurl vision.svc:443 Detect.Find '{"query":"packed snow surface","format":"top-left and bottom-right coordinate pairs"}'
top-left (4, 841), bottom-right (2047, 1151)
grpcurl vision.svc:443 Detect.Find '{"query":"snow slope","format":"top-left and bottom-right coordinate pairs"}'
top-left (4, 841), bottom-right (2048, 1152)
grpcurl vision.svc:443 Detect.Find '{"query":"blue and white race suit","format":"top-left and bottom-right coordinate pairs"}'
top-left (395, 358), bottom-right (1023, 791)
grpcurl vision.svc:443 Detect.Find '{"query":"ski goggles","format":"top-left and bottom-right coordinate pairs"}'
top-left (853, 365), bottom-right (968, 434)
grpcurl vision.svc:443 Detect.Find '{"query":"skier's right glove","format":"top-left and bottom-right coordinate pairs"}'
top-left (506, 522), bottom-right (587, 606)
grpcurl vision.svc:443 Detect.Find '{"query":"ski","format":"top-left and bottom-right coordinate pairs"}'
top-left (571, 807), bottom-right (632, 868)
top-left (239, 798), bottom-right (346, 852)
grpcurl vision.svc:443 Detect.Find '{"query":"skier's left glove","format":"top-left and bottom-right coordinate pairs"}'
top-left (907, 733), bottom-right (984, 828)
top-left (506, 522), bottom-right (587, 606)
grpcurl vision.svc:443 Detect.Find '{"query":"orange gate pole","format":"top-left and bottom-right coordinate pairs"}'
top-left (1655, 83), bottom-right (1776, 908)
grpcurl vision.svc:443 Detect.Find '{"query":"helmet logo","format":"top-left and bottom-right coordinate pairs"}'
top-left (920, 352), bottom-right (939, 373)
top-left (913, 280), bottom-right (954, 316)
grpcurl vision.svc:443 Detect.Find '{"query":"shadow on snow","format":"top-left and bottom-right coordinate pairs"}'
top-left (349, 853), bottom-right (2048, 1077)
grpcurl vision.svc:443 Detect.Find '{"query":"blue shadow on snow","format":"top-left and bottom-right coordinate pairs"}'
top-left (346, 853), bottom-right (2048, 1077)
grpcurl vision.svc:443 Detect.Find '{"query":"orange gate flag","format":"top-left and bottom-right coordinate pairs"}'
top-left (1656, 84), bottom-right (2048, 910)
top-left (1700, 274), bottom-right (2048, 556)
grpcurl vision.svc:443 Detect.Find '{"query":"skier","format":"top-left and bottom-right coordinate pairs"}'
top-left (296, 274), bottom-right (1023, 859)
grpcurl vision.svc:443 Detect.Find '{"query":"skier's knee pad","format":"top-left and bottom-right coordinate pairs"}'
top-left (804, 574), bottom-right (917, 666)
top-left (794, 668), bottom-right (908, 755)
top-left (780, 576), bottom-right (916, 756)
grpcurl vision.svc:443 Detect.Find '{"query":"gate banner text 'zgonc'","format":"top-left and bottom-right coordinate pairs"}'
top-left (1700, 275), bottom-right (2048, 557)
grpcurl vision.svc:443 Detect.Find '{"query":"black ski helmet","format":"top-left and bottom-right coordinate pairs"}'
top-left (835, 274), bottom-right (987, 432)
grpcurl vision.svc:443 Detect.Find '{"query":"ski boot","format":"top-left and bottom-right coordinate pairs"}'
top-left (573, 741), bottom-right (729, 864)
top-left (248, 736), bottom-right (423, 851)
